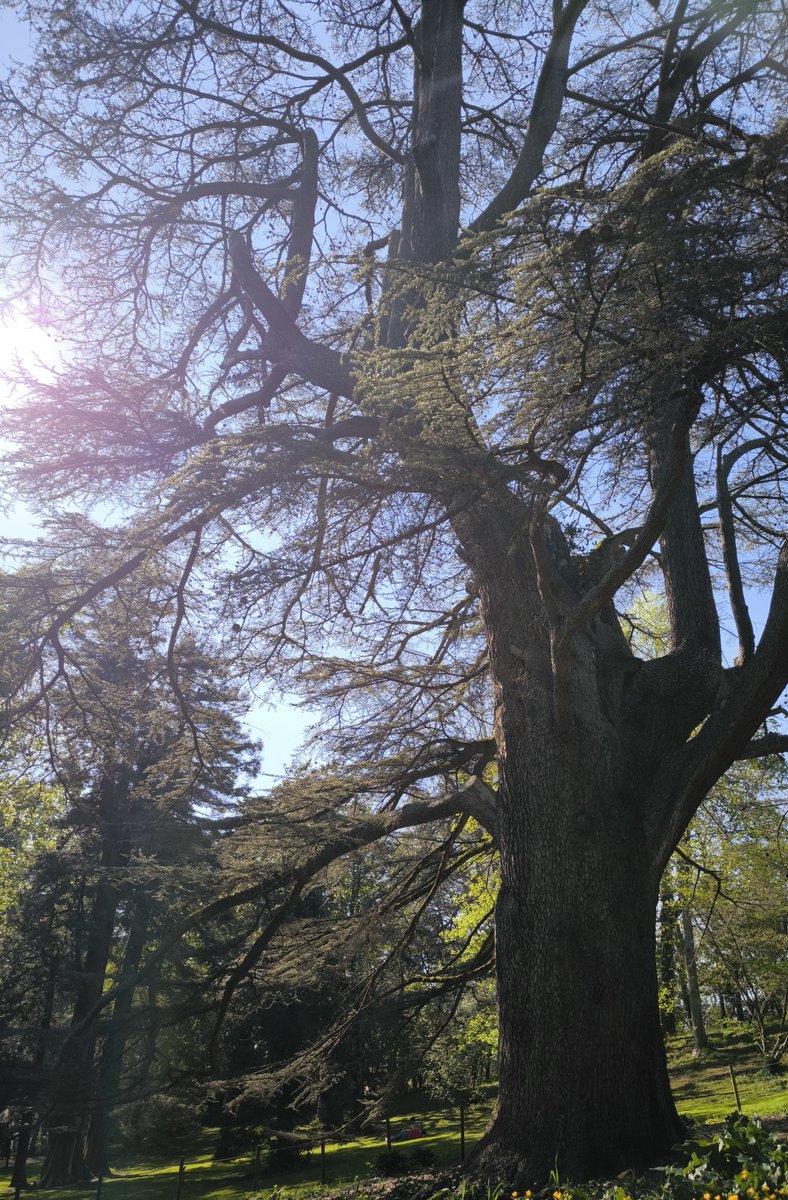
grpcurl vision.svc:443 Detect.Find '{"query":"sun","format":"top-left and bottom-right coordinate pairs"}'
top-left (0, 309), bottom-right (62, 382)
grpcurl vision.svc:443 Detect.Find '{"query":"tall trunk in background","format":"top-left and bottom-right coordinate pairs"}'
top-left (9, 1112), bottom-right (33, 1193)
top-left (680, 908), bottom-right (709, 1053)
top-left (84, 898), bottom-right (149, 1178)
top-left (39, 770), bottom-right (130, 1188)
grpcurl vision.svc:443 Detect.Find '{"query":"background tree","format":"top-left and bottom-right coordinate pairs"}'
top-left (0, 0), bottom-right (787, 1183)
top-left (675, 757), bottom-right (788, 1068)
top-left (0, 584), bottom-right (256, 1186)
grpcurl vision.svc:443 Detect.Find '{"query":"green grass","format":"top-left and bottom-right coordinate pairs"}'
top-left (2, 1028), bottom-right (785, 1200)
top-left (0, 1095), bottom-right (492, 1200)
top-left (668, 1025), bottom-right (788, 1122)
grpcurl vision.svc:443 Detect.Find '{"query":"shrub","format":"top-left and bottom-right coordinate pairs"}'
top-left (409, 1144), bottom-right (437, 1170)
top-left (375, 1147), bottom-right (405, 1176)
top-left (267, 1134), bottom-right (309, 1171)
top-left (675, 1112), bottom-right (788, 1195)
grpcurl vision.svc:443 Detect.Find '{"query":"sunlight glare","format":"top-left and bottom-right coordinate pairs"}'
top-left (0, 309), bottom-right (62, 384)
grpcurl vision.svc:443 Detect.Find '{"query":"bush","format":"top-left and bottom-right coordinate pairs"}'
top-left (409, 1144), bottom-right (437, 1170)
top-left (115, 1095), bottom-right (203, 1156)
top-left (675, 1112), bottom-right (788, 1195)
top-left (375, 1147), bottom-right (405, 1176)
top-left (267, 1134), bottom-right (309, 1172)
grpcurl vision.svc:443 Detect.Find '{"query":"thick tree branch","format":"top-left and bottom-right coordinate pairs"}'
top-left (469, 0), bottom-right (589, 233)
top-left (716, 441), bottom-right (760, 663)
top-left (561, 400), bottom-right (693, 641)
top-left (228, 231), bottom-right (355, 397)
top-left (651, 417), bottom-right (720, 658)
top-left (736, 732), bottom-right (788, 761)
top-left (650, 538), bottom-right (788, 868)
top-left (456, 775), bottom-right (499, 842)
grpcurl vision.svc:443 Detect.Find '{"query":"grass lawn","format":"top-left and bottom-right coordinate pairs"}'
top-left (0, 1098), bottom-right (492, 1200)
top-left (667, 1026), bottom-right (788, 1122)
top-left (2, 1027), bottom-right (785, 1200)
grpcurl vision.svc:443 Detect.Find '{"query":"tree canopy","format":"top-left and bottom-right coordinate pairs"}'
top-left (0, 0), bottom-right (786, 1184)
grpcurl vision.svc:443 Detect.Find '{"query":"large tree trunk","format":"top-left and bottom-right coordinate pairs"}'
top-left (474, 751), bottom-right (684, 1181)
top-left (38, 894), bottom-right (115, 1188)
top-left (456, 488), bottom-right (689, 1182)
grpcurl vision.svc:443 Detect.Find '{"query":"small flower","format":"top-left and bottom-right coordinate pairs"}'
top-left (553, 1191), bottom-right (562, 1199)
top-left (728, 1193), bottom-right (738, 1200)
top-left (741, 1174), bottom-right (748, 1182)
top-left (703, 1192), bottom-right (711, 1199)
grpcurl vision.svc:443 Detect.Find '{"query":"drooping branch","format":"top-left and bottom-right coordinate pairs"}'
top-left (39, 780), bottom-right (483, 1063)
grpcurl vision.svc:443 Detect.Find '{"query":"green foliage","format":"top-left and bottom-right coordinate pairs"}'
top-left (672, 755), bottom-right (788, 1065)
top-left (0, 774), bottom-right (61, 932)
top-left (374, 1146), bottom-right (407, 1175)
top-left (418, 1117), bottom-right (788, 1200)
top-left (424, 1030), bottom-right (491, 1105)
top-left (267, 1135), bottom-right (311, 1172)
top-left (115, 1095), bottom-right (204, 1157)
top-left (676, 1113), bottom-right (788, 1196)
top-left (373, 1142), bottom-right (438, 1176)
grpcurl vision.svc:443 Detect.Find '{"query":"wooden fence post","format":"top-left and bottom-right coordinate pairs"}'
top-left (96, 1177), bottom-right (103, 1199)
top-left (252, 1145), bottom-right (260, 1191)
top-left (729, 1064), bottom-right (742, 1111)
top-left (320, 1136), bottom-right (326, 1184)
top-left (385, 1117), bottom-right (391, 1150)
top-left (459, 1105), bottom-right (466, 1161)
top-left (175, 1155), bottom-right (186, 1199)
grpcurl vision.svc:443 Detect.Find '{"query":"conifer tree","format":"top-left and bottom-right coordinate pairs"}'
top-left (0, 0), bottom-right (786, 1180)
